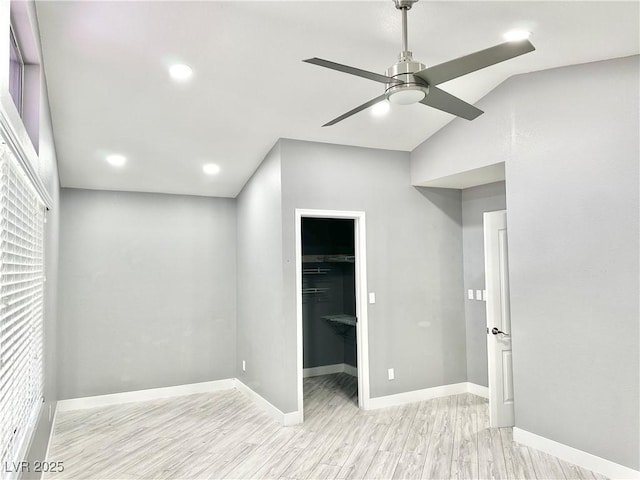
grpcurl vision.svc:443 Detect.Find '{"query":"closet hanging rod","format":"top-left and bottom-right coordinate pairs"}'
top-left (303, 267), bottom-right (331, 275)
top-left (302, 287), bottom-right (330, 294)
top-left (302, 254), bottom-right (355, 264)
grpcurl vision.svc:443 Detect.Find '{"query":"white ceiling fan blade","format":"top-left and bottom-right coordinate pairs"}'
top-left (323, 94), bottom-right (388, 127)
top-left (304, 58), bottom-right (403, 85)
top-left (420, 87), bottom-right (483, 120)
top-left (414, 40), bottom-right (535, 86)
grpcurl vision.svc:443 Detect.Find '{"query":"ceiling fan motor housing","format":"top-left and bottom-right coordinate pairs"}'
top-left (385, 58), bottom-right (429, 104)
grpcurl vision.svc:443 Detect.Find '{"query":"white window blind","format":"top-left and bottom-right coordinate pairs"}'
top-left (0, 141), bottom-right (45, 478)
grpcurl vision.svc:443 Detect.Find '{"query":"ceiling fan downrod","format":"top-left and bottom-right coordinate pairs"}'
top-left (394, 0), bottom-right (418, 61)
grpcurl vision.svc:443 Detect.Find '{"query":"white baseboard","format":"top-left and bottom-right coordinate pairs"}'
top-left (366, 382), bottom-right (469, 410)
top-left (303, 364), bottom-right (344, 377)
top-left (52, 377), bottom-right (481, 430)
top-left (466, 382), bottom-right (489, 398)
top-left (56, 378), bottom-right (236, 412)
top-left (54, 378), bottom-right (303, 428)
top-left (344, 364), bottom-right (358, 377)
top-left (234, 378), bottom-right (302, 426)
top-left (44, 403), bottom-right (58, 462)
top-left (303, 363), bottom-right (358, 378)
top-left (365, 382), bottom-right (490, 410)
top-left (513, 428), bottom-right (640, 480)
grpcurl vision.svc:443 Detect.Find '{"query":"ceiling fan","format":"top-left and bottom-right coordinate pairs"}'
top-left (303, 0), bottom-right (535, 127)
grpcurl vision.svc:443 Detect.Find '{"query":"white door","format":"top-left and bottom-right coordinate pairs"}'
top-left (484, 210), bottom-right (515, 427)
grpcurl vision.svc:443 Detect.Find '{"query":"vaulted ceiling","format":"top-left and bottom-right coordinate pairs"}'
top-left (36, 1), bottom-right (639, 197)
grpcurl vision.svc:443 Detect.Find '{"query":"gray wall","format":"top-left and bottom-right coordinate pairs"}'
top-left (58, 189), bottom-right (236, 399)
top-left (462, 181), bottom-right (506, 388)
top-left (342, 264), bottom-right (357, 367)
top-left (235, 144), bottom-right (293, 411)
top-left (280, 139), bottom-right (466, 400)
top-left (410, 55), bottom-right (639, 469)
top-left (410, 80), bottom-right (513, 186)
top-left (508, 56), bottom-right (639, 470)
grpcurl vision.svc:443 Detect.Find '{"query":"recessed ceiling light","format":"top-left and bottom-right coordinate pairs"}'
top-left (169, 63), bottom-right (193, 81)
top-left (106, 154), bottom-right (126, 167)
top-left (503, 29), bottom-right (531, 42)
top-left (202, 163), bottom-right (220, 175)
top-left (371, 101), bottom-right (390, 117)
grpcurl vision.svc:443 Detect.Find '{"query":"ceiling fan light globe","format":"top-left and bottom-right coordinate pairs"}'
top-left (388, 88), bottom-right (426, 105)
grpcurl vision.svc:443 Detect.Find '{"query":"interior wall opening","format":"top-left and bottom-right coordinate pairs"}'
top-left (301, 217), bottom-right (358, 409)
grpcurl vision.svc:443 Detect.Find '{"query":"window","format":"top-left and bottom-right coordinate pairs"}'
top-left (0, 141), bottom-right (45, 479)
top-left (8, 26), bottom-right (24, 117)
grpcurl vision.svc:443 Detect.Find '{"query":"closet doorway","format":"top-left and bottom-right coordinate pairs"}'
top-left (295, 209), bottom-right (370, 419)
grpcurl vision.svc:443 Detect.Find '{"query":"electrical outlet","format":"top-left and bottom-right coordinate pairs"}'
top-left (242, 360), bottom-right (246, 372)
top-left (368, 292), bottom-right (376, 304)
top-left (388, 368), bottom-right (395, 380)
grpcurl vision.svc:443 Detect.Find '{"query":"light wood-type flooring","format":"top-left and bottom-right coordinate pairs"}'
top-left (46, 374), bottom-right (607, 480)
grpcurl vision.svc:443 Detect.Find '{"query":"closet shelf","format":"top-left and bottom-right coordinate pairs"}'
top-left (302, 254), bottom-right (355, 264)
top-left (321, 314), bottom-right (357, 326)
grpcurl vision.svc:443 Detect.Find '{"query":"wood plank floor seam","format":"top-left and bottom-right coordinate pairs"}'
top-left (45, 374), bottom-right (608, 480)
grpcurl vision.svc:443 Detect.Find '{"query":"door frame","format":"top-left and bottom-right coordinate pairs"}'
top-left (295, 209), bottom-right (371, 416)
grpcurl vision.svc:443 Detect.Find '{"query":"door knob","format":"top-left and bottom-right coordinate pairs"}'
top-left (491, 327), bottom-right (509, 336)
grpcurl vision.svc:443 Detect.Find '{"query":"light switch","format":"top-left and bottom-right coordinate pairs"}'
top-left (476, 290), bottom-right (482, 300)
top-left (467, 289), bottom-right (474, 300)
top-left (369, 292), bottom-right (376, 304)
top-left (482, 290), bottom-right (487, 301)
